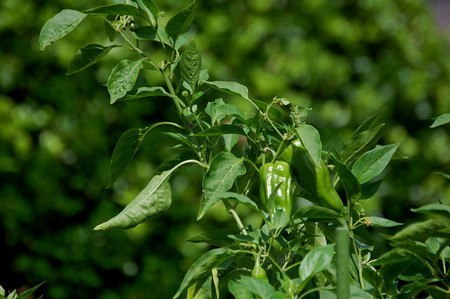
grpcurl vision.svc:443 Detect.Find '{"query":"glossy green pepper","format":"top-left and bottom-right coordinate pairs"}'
top-left (281, 140), bottom-right (343, 212)
top-left (259, 161), bottom-right (293, 219)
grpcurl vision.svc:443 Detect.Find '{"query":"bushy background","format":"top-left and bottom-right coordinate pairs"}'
top-left (0, 0), bottom-right (448, 298)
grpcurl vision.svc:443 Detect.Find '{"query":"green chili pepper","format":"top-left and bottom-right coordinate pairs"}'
top-left (251, 251), bottom-right (268, 280)
top-left (281, 140), bottom-right (343, 212)
top-left (259, 161), bottom-right (293, 220)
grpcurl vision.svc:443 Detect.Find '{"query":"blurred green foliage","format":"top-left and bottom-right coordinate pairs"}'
top-left (0, 0), bottom-right (448, 298)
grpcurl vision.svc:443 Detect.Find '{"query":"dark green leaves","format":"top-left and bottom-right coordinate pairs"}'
top-left (166, 1), bottom-right (197, 39)
top-left (67, 43), bottom-right (117, 75)
top-left (351, 143), bottom-right (399, 184)
top-left (39, 10), bottom-right (87, 50)
top-left (198, 152), bottom-right (246, 219)
top-left (180, 41), bottom-right (201, 93)
top-left (107, 59), bottom-right (144, 104)
top-left (230, 276), bottom-right (285, 299)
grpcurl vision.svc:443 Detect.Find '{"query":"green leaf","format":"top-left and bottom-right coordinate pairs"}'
top-left (388, 218), bottom-right (450, 243)
top-left (360, 180), bottom-right (382, 199)
top-left (411, 203), bottom-right (450, 218)
top-left (195, 124), bottom-right (246, 137)
top-left (122, 86), bottom-right (171, 101)
top-left (295, 124), bottom-right (322, 165)
top-left (205, 81), bottom-right (250, 100)
top-left (166, 1), bottom-right (197, 39)
top-left (188, 230), bottom-right (235, 247)
top-left (67, 43), bottom-right (117, 75)
top-left (187, 277), bottom-right (212, 299)
top-left (214, 192), bottom-right (259, 210)
top-left (180, 41), bottom-right (201, 92)
top-left (94, 170), bottom-right (174, 230)
top-left (363, 216), bottom-right (403, 227)
top-left (173, 248), bottom-right (233, 299)
top-left (205, 100), bottom-right (246, 125)
top-left (85, 4), bottom-right (140, 16)
top-left (341, 123), bottom-right (384, 166)
top-left (236, 276), bottom-right (285, 299)
top-left (351, 143), bottom-right (399, 184)
top-left (107, 59), bottom-right (144, 104)
top-left (16, 282), bottom-right (45, 299)
top-left (330, 154), bottom-right (360, 199)
top-left (131, 26), bottom-right (158, 40)
top-left (133, 0), bottom-right (159, 26)
top-left (295, 206), bottom-right (343, 219)
top-left (371, 248), bottom-right (416, 266)
top-left (223, 134), bottom-right (239, 152)
top-left (430, 113), bottom-right (450, 128)
top-left (198, 152), bottom-right (246, 219)
top-left (110, 128), bottom-right (143, 184)
top-left (299, 244), bottom-right (335, 282)
top-left (228, 279), bottom-right (253, 299)
top-left (354, 109), bottom-right (385, 135)
top-left (39, 9), bottom-right (87, 50)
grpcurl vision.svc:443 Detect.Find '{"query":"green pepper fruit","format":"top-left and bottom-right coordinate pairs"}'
top-left (281, 140), bottom-right (343, 212)
top-left (259, 161), bottom-right (293, 220)
top-left (251, 265), bottom-right (268, 280)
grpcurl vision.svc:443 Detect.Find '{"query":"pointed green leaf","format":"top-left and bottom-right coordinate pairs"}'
top-left (371, 248), bottom-right (416, 266)
top-left (430, 113), bottom-right (450, 128)
top-left (364, 216), bottom-right (403, 227)
top-left (94, 170), bottom-right (174, 230)
top-left (341, 123), bottom-right (384, 165)
top-left (166, 1), bottom-right (197, 38)
top-left (107, 59), bottom-right (144, 104)
top-left (214, 192), bottom-right (259, 210)
top-left (223, 134), bottom-right (239, 152)
top-left (133, 0), bottom-right (159, 26)
top-left (295, 124), bottom-right (322, 165)
top-left (388, 219), bottom-right (450, 243)
top-left (16, 282), bottom-right (45, 299)
top-left (180, 41), bottom-right (201, 91)
top-left (351, 143), bottom-right (399, 184)
top-left (411, 203), bottom-right (450, 218)
top-left (122, 86), bottom-right (171, 101)
top-left (354, 109), bottom-right (385, 135)
top-left (67, 43), bottom-right (117, 75)
top-left (330, 154), bottom-right (360, 198)
top-left (205, 81), bottom-right (250, 100)
top-left (299, 244), bottom-right (335, 282)
top-left (198, 152), bottom-right (246, 219)
top-left (110, 122), bottom-right (182, 184)
top-left (39, 9), bottom-right (87, 50)
top-left (110, 128), bottom-right (143, 184)
top-left (85, 4), bottom-right (140, 16)
top-left (173, 248), bottom-right (233, 299)
top-left (188, 230), bottom-right (235, 247)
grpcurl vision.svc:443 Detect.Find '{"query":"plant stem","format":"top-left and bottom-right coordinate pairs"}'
top-left (223, 199), bottom-right (247, 235)
top-left (336, 227), bottom-right (350, 299)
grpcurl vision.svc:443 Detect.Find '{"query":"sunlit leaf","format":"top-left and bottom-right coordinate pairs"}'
top-left (39, 10), bottom-right (86, 50)
top-left (94, 169), bottom-right (175, 230)
top-left (351, 143), bottom-right (399, 184)
top-left (107, 59), bottom-right (144, 104)
top-left (205, 81), bottom-right (250, 100)
top-left (198, 152), bottom-right (246, 219)
top-left (299, 244), bottom-right (335, 282)
top-left (363, 216), bottom-right (403, 227)
top-left (295, 124), bottom-right (322, 165)
top-left (236, 276), bottom-right (285, 299)
top-left (430, 113), bottom-right (450, 128)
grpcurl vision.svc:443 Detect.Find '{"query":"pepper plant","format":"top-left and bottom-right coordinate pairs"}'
top-left (39, 1), bottom-right (450, 298)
